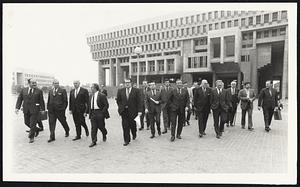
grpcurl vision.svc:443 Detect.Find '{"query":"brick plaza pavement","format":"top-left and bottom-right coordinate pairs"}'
top-left (10, 97), bottom-right (288, 173)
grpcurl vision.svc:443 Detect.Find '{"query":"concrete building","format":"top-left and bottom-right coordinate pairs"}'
top-left (86, 10), bottom-right (288, 98)
top-left (12, 68), bottom-right (55, 88)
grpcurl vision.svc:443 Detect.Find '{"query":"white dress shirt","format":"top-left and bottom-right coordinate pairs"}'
top-left (91, 91), bottom-right (100, 109)
top-left (246, 89), bottom-right (250, 98)
top-left (75, 87), bottom-right (81, 98)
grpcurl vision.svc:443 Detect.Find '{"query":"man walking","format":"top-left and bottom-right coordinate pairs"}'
top-left (258, 81), bottom-right (279, 132)
top-left (139, 80), bottom-right (150, 130)
top-left (145, 82), bottom-right (163, 138)
top-left (116, 78), bottom-right (142, 146)
top-left (227, 81), bottom-right (240, 127)
top-left (15, 78), bottom-right (45, 143)
top-left (69, 80), bottom-right (89, 141)
top-left (47, 79), bottom-right (70, 142)
top-left (88, 83), bottom-right (109, 147)
top-left (160, 80), bottom-right (173, 134)
top-left (183, 82), bottom-right (193, 126)
top-left (210, 80), bottom-right (231, 138)
top-left (168, 80), bottom-right (190, 142)
top-left (193, 79), bottom-right (211, 137)
top-left (238, 82), bottom-right (255, 130)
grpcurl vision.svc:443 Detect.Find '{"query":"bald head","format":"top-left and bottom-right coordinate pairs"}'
top-left (73, 80), bottom-right (80, 89)
top-left (201, 79), bottom-right (208, 88)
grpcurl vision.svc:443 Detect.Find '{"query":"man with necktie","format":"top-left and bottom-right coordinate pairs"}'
top-left (47, 79), bottom-right (70, 142)
top-left (88, 83), bottom-right (109, 147)
top-left (258, 80), bottom-right (279, 132)
top-left (193, 79), bottom-right (211, 138)
top-left (69, 80), bottom-right (89, 141)
top-left (139, 80), bottom-right (150, 130)
top-left (145, 82), bottom-right (163, 138)
top-left (168, 79), bottom-right (190, 142)
top-left (160, 80), bottom-right (173, 134)
top-left (15, 78), bottom-right (45, 143)
top-left (116, 78), bottom-right (142, 146)
top-left (226, 81), bottom-right (240, 127)
top-left (238, 82), bottom-right (256, 130)
top-left (183, 82), bottom-right (193, 126)
top-left (210, 80), bottom-right (231, 139)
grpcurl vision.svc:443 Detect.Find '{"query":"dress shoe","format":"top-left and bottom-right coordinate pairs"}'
top-left (72, 136), bottom-right (81, 141)
top-left (29, 138), bottom-right (34, 143)
top-left (220, 132), bottom-right (223, 136)
top-left (146, 127), bottom-right (150, 130)
top-left (123, 142), bottom-right (129, 146)
top-left (216, 135), bottom-right (220, 139)
top-left (248, 128), bottom-right (254, 131)
top-left (35, 130), bottom-right (39, 137)
top-left (89, 142), bottom-right (97, 147)
top-left (186, 121), bottom-right (190, 126)
top-left (203, 132), bottom-right (206, 135)
top-left (47, 139), bottom-right (55, 143)
top-left (176, 135), bottom-right (182, 139)
top-left (139, 127), bottom-right (144, 131)
top-left (158, 131), bottom-right (161, 136)
top-left (103, 136), bottom-right (107, 142)
top-left (150, 135), bottom-right (155, 139)
top-left (199, 134), bottom-right (203, 138)
top-left (26, 130), bottom-right (30, 133)
top-left (230, 123), bottom-right (234, 127)
top-left (133, 134), bottom-right (137, 140)
top-left (226, 123), bottom-right (229, 127)
top-left (65, 131), bottom-right (69, 137)
top-left (162, 130), bottom-right (167, 134)
top-left (241, 126), bottom-right (245, 129)
top-left (170, 136), bottom-right (175, 142)
top-left (85, 130), bottom-right (89, 137)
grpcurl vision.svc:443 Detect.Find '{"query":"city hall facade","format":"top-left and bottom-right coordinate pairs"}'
top-left (87, 10), bottom-right (288, 98)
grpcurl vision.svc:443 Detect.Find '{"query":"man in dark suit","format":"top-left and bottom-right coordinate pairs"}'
top-left (258, 80), bottom-right (279, 132)
top-left (168, 79), bottom-right (190, 142)
top-left (145, 82), bottom-right (163, 138)
top-left (100, 84), bottom-right (108, 97)
top-left (139, 80), bottom-right (150, 130)
top-left (238, 82), bottom-right (256, 130)
top-left (193, 79), bottom-right (211, 138)
top-left (160, 80), bottom-right (173, 134)
top-left (183, 82), bottom-right (193, 126)
top-left (210, 80), bottom-right (231, 139)
top-left (88, 83), bottom-right (109, 147)
top-left (226, 81), bottom-right (240, 127)
top-left (69, 80), bottom-right (89, 141)
top-left (47, 79), bottom-right (70, 142)
top-left (15, 78), bottom-right (45, 143)
top-left (116, 78), bottom-right (142, 146)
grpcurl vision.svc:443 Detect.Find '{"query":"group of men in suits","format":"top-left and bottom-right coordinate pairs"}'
top-left (15, 77), bottom-right (280, 145)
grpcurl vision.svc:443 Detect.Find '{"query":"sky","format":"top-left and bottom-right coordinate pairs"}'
top-left (3, 3), bottom-right (294, 86)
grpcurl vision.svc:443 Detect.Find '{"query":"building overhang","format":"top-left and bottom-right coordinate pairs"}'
top-left (211, 62), bottom-right (240, 74)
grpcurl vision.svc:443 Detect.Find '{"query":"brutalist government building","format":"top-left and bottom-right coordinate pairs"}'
top-left (86, 10), bottom-right (288, 99)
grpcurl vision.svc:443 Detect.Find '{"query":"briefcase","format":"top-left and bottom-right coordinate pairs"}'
top-left (274, 109), bottom-right (282, 120)
top-left (39, 111), bottom-right (48, 121)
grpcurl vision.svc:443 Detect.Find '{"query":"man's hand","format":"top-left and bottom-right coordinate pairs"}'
top-left (154, 101), bottom-right (159, 105)
top-left (258, 106), bottom-right (261, 111)
top-left (84, 113), bottom-right (87, 117)
top-left (69, 111), bottom-right (72, 115)
top-left (15, 109), bottom-right (19, 114)
top-left (145, 109), bottom-right (149, 113)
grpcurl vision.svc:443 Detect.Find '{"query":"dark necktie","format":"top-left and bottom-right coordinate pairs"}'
top-left (29, 88), bottom-right (32, 95)
top-left (92, 94), bottom-right (95, 110)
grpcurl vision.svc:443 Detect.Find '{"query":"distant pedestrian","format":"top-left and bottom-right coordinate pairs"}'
top-left (258, 80), bottom-right (279, 132)
top-left (47, 79), bottom-right (70, 142)
top-left (160, 80), bottom-right (173, 134)
top-left (15, 78), bottom-right (45, 143)
top-left (100, 84), bottom-right (108, 97)
top-left (238, 82), bottom-right (255, 131)
top-left (116, 78), bottom-right (142, 146)
top-left (69, 80), bottom-right (89, 141)
top-left (88, 83), bottom-right (109, 147)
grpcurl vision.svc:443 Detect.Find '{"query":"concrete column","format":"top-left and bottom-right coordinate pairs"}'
top-left (137, 59), bottom-right (140, 87)
top-left (109, 59), bottom-right (115, 86)
top-left (155, 60), bottom-right (158, 73)
top-left (98, 61), bottom-right (105, 86)
top-left (146, 60), bottom-right (149, 74)
top-left (237, 71), bottom-right (241, 89)
top-left (212, 72), bottom-right (216, 87)
top-left (281, 25), bottom-right (288, 99)
top-left (220, 37), bottom-right (224, 63)
top-left (253, 30), bottom-right (257, 49)
top-left (116, 58), bottom-right (124, 86)
top-left (164, 59), bottom-right (167, 74)
top-left (207, 38), bottom-right (211, 67)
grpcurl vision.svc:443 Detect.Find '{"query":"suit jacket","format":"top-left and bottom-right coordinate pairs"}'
top-left (116, 87), bottom-right (142, 119)
top-left (47, 87), bottom-right (68, 112)
top-left (168, 88), bottom-right (190, 112)
top-left (210, 88), bottom-right (231, 111)
top-left (238, 88), bottom-right (255, 110)
top-left (88, 92), bottom-right (110, 119)
top-left (145, 89), bottom-right (163, 113)
top-left (193, 87), bottom-right (211, 112)
top-left (160, 86), bottom-right (173, 109)
top-left (258, 88), bottom-right (278, 109)
top-left (227, 87), bottom-right (240, 106)
top-left (15, 87), bottom-right (45, 114)
top-left (69, 87), bottom-right (89, 114)
top-left (101, 89), bottom-right (108, 97)
top-left (139, 86), bottom-right (150, 108)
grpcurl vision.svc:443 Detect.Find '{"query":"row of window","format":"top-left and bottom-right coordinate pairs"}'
top-left (131, 59), bottom-right (175, 73)
top-left (92, 41), bottom-right (181, 59)
top-left (88, 11), bottom-right (287, 43)
top-left (187, 56), bottom-right (208, 68)
top-left (24, 73), bottom-right (54, 79)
